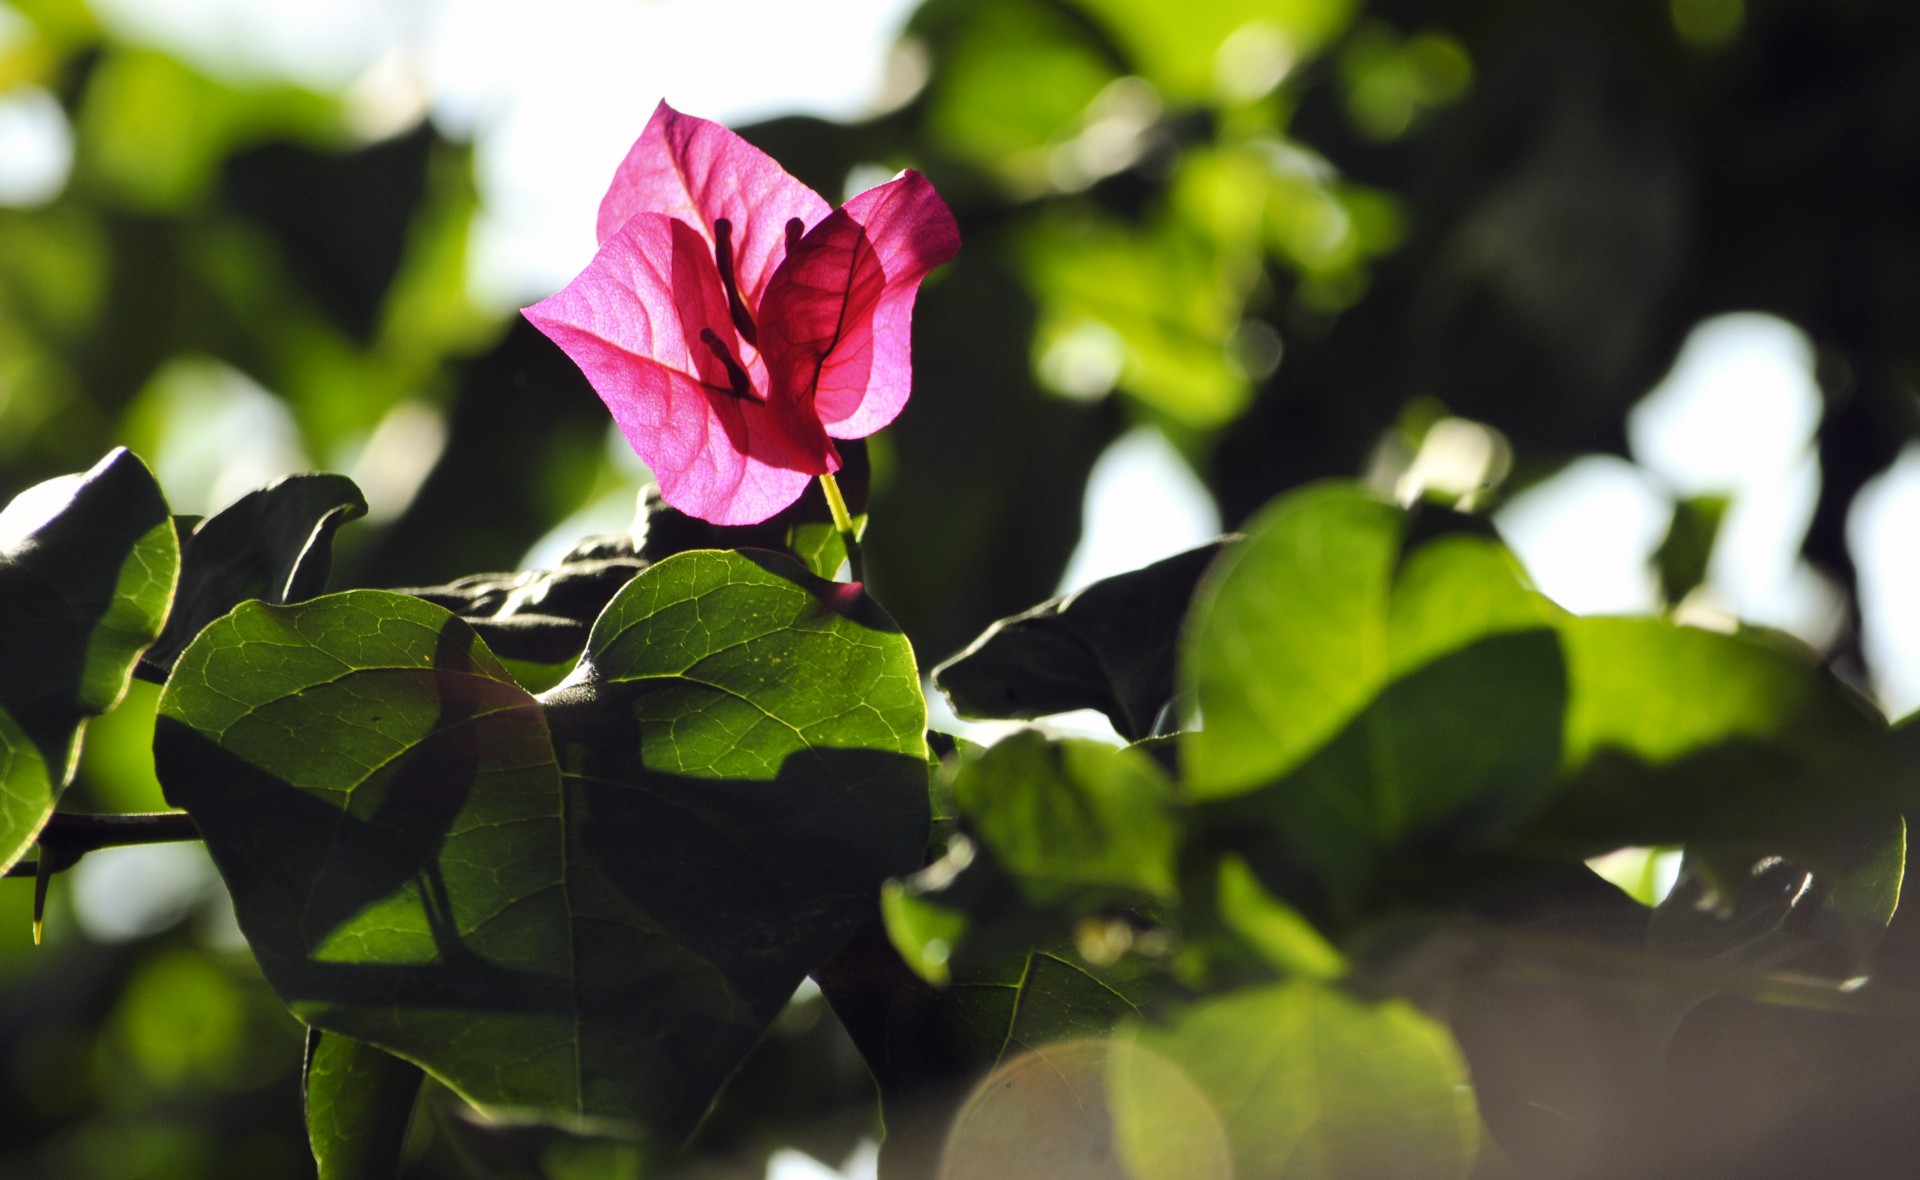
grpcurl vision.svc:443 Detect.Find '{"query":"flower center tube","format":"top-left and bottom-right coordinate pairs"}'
top-left (698, 328), bottom-right (760, 402)
top-left (711, 218), bottom-right (758, 348)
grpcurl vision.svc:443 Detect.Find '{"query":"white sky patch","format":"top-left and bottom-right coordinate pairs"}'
top-left (1851, 447), bottom-right (1920, 722)
top-left (87, 0), bottom-right (424, 89)
top-left (83, 0), bottom-right (920, 306)
top-left (0, 86), bottom-right (73, 206)
top-left (767, 1140), bottom-right (878, 1180)
top-left (1496, 456), bottom-right (1668, 616)
top-left (71, 843), bottom-right (220, 942)
top-left (928, 428), bottom-right (1218, 748)
top-left (1057, 427), bottom-right (1221, 596)
top-left (1628, 313), bottom-right (1841, 644)
top-left (421, 0), bottom-right (921, 308)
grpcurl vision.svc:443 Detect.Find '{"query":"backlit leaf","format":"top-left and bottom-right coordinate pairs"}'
top-left (156, 550), bottom-right (929, 1140)
top-left (304, 1029), bottom-right (423, 1180)
top-left (0, 448), bottom-right (176, 873)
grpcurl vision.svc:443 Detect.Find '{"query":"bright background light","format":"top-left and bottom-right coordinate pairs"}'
top-left (21, 0), bottom-right (1920, 730)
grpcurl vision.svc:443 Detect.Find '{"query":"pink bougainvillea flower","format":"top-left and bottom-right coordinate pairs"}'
top-left (523, 101), bottom-right (960, 525)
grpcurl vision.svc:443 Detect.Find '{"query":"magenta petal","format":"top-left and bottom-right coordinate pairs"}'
top-left (757, 170), bottom-right (960, 441)
top-left (597, 101), bottom-right (832, 312)
top-left (522, 213), bottom-right (813, 525)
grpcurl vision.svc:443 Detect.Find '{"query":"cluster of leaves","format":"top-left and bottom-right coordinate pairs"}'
top-left (8, 446), bottom-right (1920, 1178)
top-left (2, 448), bottom-right (929, 1175)
top-left (903, 482), bottom-right (1920, 1177)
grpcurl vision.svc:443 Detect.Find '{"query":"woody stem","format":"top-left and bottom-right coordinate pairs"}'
top-left (818, 473), bottom-right (864, 583)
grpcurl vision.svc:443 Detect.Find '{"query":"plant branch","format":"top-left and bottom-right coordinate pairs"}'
top-left (5, 812), bottom-right (201, 882)
top-left (5, 811), bottom-right (202, 945)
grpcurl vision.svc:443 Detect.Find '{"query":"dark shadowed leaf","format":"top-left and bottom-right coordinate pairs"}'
top-left (395, 530), bottom-right (647, 668)
top-left (141, 472), bottom-right (367, 679)
top-left (818, 913), bottom-right (1169, 1180)
top-left (0, 448), bottom-right (177, 873)
top-left (935, 541), bottom-right (1227, 741)
top-left (155, 550), bottom-right (929, 1140)
top-left (304, 1029), bottom-right (424, 1180)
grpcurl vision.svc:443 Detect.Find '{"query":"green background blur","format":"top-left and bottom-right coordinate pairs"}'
top-left (2, 0), bottom-right (1917, 1174)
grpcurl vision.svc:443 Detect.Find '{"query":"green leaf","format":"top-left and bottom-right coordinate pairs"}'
top-left (787, 512), bottom-right (866, 581)
top-left (1652, 493), bottom-right (1730, 606)
top-left (1110, 982), bottom-right (1477, 1180)
top-left (141, 472), bottom-right (367, 679)
top-left (1023, 214), bottom-right (1254, 427)
top-left (396, 531), bottom-right (646, 667)
top-left (1207, 627), bottom-right (1567, 904)
top-left (1826, 816), bottom-right (1905, 932)
top-left (1210, 855), bottom-right (1347, 980)
top-left (0, 705), bottom-right (53, 879)
top-left (304, 1029), bottom-right (424, 1180)
top-left (155, 550), bottom-right (930, 1140)
top-left (817, 919), bottom-right (1165, 1180)
top-left (882, 877), bottom-right (972, 986)
top-left (917, 0), bottom-right (1118, 188)
top-left (952, 731), bottom-right (1178, 903)
top-left (1538, 619), bottom-right (1911, 853)
top-left (1182, 488), bottom-right (1565, 901)
top-left (0, 448), bottom-right (177, 873)
top-left (1073, 0), bottom-right (1358, 102)
top-left (935, 541), bottom-right (1226, 740)
top-left (1181, 484), bottom-right (1404, 799)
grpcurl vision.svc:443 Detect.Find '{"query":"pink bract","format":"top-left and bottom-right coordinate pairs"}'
top-left (523, 101), bottom-right (960, 526)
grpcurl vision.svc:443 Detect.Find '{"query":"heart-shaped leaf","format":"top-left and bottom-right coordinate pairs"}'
top-left (140, 472), bottom-right (367, 679)
top-left (155, 549), bottom-right (929, 1139)
top-left (1182, 486), bottom-right (1566, 904)
top-left (934, 540), bottom-right (1228, 741)
top-left (1, 448), bottom-right (177, 873)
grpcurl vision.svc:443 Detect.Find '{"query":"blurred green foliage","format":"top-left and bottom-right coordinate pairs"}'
top-left (3, 0), bottom-right (1919, 1174)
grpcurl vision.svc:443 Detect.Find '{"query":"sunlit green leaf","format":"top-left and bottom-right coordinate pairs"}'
top-left (787, 512), bottom-right (866, 581)
top-left (0, 448), bottom-right (177, 873)
top-left (1211, 855), bottom-right (1346, 979)
top-left (917, 0), bottom-right (1118, 189)
top-left (1025, 213), bottom-right (1253, 426)
top-left (1183, 490), bottom-right (1568, 901)
top-left (1539, 619), bottom-right (1911, 853)
top-left (953, 731), bottom-right (1178, 903)
top-left (1181, 483), bottom-right (1403, 798)
top-left (1074, 0), bottom-right (1359, 101)
top-left (1111, 982), bottom-right (1477, 1179)
top-left (78, 49), bottom-right (340, 212)
top-left (156, 551), bottom-right (929, 1139)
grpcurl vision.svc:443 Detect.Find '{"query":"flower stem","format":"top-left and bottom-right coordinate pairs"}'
top-left (818, 472), bottom-right (864, 583)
